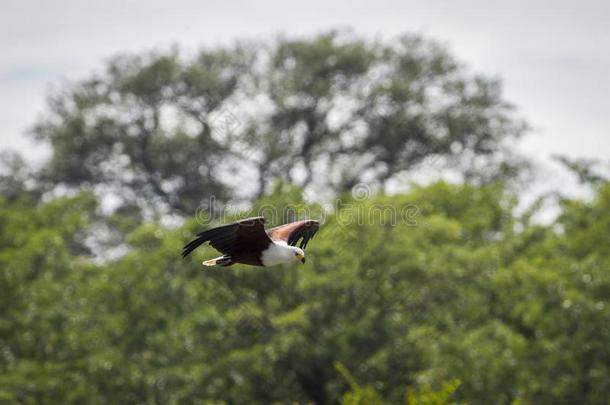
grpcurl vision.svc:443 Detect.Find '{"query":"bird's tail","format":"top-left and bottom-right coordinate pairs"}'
top-left (202, 255), bottom-right (233, 267)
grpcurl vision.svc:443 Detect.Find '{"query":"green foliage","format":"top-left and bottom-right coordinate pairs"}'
top-left (335, 362), bottom-right (463, 405)
top-left (0, 151), bottom-right (39, 203)
top-left (405, 379), bottom-right (462, 405)
top-left (1, 182), bottom-right (609, 404)
top-left (0, 192), bottom-right (97, 403)
top-left (554, 155), bottom-right (609, 186)
top-left (336, 362), bottom-right (384, 405)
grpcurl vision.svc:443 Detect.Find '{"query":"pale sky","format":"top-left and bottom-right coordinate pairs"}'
top-left (1, 0), bottom-right (609, 196)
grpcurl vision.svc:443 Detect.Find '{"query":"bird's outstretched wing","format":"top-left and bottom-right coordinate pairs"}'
top-left (182, 216), bottom-right (272, 258)
top-left (266, 219), bottom-right (319, 249)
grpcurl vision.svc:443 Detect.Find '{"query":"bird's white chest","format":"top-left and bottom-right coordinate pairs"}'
top-left (261, 241), bottom-right (294, 267)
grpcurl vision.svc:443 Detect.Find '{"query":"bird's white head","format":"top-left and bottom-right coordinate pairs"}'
top-left (292, 246), bottom-right (306, 264)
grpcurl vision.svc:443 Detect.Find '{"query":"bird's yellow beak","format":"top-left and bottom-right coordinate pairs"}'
top-left (296, 254), bottom-right (305, 264)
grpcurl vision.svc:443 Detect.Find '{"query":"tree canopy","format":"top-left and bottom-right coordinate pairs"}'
top-left (1, 182), bottom-right (609, 403)
top-left (32, 32), bottom-right (526, 217)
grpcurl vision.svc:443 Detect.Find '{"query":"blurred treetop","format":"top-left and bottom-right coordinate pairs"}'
top-left (30, 31), bottom-right (527, 218)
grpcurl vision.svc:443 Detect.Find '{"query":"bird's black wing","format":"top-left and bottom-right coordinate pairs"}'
top-left (182, 216), bottom-right (272, 258)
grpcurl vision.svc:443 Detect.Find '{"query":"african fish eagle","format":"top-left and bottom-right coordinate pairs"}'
top-left (182, 216), bottom-right (319, 267)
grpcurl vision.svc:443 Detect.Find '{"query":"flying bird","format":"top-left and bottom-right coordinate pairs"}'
top-left (182, 216), bottom-right (319, 267)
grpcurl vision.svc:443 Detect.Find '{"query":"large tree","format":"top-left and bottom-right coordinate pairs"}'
top-left (33, 31), bottom-right (526, 216)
